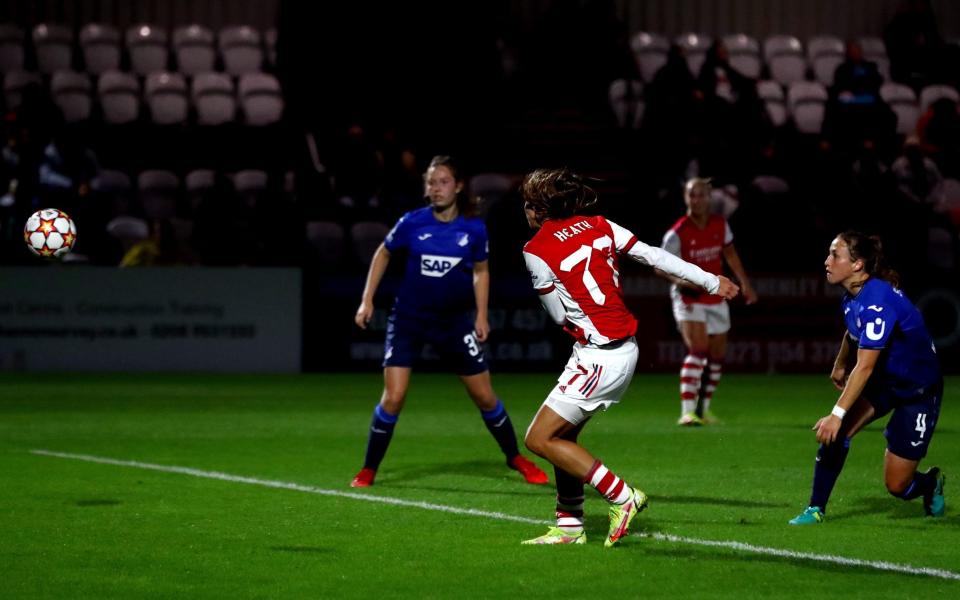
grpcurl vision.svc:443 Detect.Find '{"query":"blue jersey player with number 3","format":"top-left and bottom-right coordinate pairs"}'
top-left (350, 155), bottom-right (548, 488)
top-left (790, 231), bottom-right (945, 524)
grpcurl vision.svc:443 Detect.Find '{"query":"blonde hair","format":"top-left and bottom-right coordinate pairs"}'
top-left (684, 176), bottom-right (712, 197)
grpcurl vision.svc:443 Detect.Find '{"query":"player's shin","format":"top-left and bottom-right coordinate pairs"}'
top-left (810, 438), bottom-right (851, 512)
top-left (480, 399), bottom-right (520, 459)
top-left (363, 404), bottom-right (399, 471)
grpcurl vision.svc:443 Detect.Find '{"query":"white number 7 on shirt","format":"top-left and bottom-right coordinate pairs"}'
top-left (558, 235), bottom-right (615, 306)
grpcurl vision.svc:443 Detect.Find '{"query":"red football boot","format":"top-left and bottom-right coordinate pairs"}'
top-left (509, 455), bottom-right (549, 484)
top-left (350, 468), bottom-right (376, 488)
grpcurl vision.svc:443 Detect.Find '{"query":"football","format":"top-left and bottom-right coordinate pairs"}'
top-left (23, 208), bottom-right (77, 258)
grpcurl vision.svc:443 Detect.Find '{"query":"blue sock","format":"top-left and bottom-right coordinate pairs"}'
top-left (480, 399), bottom-right (520, 460)
top-left (891, 469), bottom-right (936, 501)
top-left (809, 438), bottom-right (851, 512)
top-left (362, 405), bottom-right (398, 471)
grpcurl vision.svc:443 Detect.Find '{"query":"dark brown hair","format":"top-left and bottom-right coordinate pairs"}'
top-left (425, 155), bottom-right (477, 217)
top-left (838, 230), bottom-right (901, 288)
top-left (520, 167), bottom-right (598, 221)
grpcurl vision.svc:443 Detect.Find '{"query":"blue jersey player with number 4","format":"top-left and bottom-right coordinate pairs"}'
top-left (790, 231), bottom-right (945, 524)
top-left (351, 155), bottom-right (548, 488)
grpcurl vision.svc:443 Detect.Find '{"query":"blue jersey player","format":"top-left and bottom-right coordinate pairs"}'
top-left (351, 155), bottom-right (548, 488)
top-left (790, 231), bottom-right (945, 524)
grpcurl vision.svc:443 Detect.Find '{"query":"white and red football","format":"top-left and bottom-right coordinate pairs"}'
top-left (24, 208), bottom-right (77, 258)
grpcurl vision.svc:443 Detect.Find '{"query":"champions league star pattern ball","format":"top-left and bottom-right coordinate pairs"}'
top-left (24, 208), bottom-right (77, 258)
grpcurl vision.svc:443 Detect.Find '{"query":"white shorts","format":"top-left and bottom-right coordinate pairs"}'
top-left (543, 336), bottom-right (638, 425)
top-left (671, 294), bottom-right (731, 336)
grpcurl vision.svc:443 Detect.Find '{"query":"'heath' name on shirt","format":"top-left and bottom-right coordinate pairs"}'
top-left (552, 220), bottom-right (594, 242)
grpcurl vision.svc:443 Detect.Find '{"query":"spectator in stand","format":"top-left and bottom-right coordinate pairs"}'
top-left (642, 44), bottom-right (704, 187)
top-left (331, 122), bottom-right (385, 223)
top-left (823, 40), bottom-right (896, 155)
top-left (696, 39), bottom-right (768, 184)
top-left (916, 98), bottom-right (960, 177)
top-left (892, 136), bottom-right (943, 207)
top-left (884, 0), bottom-right (947, 91)
top-left (37, 125), bottom-right (100, 220)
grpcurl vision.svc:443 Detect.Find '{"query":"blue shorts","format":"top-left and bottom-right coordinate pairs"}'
top-left (382, 310), bottom-right (488, 375)
top-left (866, 379), bottom-right (943, 461)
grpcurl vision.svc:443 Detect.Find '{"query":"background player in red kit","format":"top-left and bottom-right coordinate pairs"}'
top-left (519, 168), bottom-right (739, 546)
top-left (661, 177), bottom-right (757, 426)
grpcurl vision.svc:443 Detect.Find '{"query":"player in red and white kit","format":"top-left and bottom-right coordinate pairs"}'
top-left (519, 168), bottom-right (739, 546)
top-left (661, 177), bottom-right (757, 426)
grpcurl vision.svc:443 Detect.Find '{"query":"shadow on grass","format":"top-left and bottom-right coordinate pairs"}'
top-left (375, 459), bottom-right (552, 497)
top-left (831, 496), bottom-right (960, 527)
top-left (650, 494), bottom-right (789, 509)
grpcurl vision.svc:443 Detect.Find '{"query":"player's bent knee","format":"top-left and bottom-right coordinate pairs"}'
top-left (379, 394), bottom-right (406, 415)
top-left (885, 476), bottom-right (911, 496)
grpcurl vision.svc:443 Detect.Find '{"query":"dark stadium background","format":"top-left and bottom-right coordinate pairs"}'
top-left (0, 0), bottom-right (958, 374)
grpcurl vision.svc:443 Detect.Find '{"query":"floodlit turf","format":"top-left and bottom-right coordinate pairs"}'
top-left (1, 372), bottom-right (958, 598)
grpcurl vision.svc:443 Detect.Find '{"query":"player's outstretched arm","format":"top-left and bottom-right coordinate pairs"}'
top-left (715, 275), bottom-right (740, 300)
top-left (355, 243), bottom-right (391, 329)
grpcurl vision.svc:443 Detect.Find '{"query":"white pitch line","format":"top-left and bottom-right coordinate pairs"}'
top-left (31, 449), bottom-right (960, 582)
top-left (29, 449), bottom-right (546, 525)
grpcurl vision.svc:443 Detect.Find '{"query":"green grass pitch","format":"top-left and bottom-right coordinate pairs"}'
top-left (1, 372), bottom-right (958, 598)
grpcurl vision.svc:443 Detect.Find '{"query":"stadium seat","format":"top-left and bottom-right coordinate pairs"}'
top-left (145, 72), bottom-right (188, 125)
top-left (218, 25), bottom-right (263, 75)
top-left (185, 168), bottom-right (216, 193)
top-left (79, 23), bottom-right (120, 75)
top-left (126, 24), bottom-right (168, 75)
top-left (32, 23), bottom-right (73, 74)
top-left (933, 178), bottom-right (960, 228)
top-left (306, 220), bottom-right (346, 265)
top-left (676, 32), bottom-right (712, 76)
top-left (3, 70), bottom-right (41, 110)
top-left (233, 169), bottom-right (268, 194)
top-left (238, 73), bottom-right (283, 125)
top-left (608, 78), bottom-right (644, 129)
top-left (350, 221), bottom-right (389, 266)
top-left (138, 169), bottom-right (180, 220)
top-left (106, 215), bottom-right (150, 248)
top-left (764, 34), bottom-right (806, 85)
top-left (173, 24), bottom-right (215, 76)
top-left (927, 225), bottom-right (957, 271)
top-left (50, 70), bottom-right (92, 122)
top-left (880, 82), bottom-right (919, 136)
top-left (629, 31), bottom-right (669, 82)
top-left (751, 174), bottom-right (790, 195)
top-left (919, 84), bottom-right (959, 114)
top-left (265, 27), bottom-right (277, 67)
top-left (185, 168), bottom-right (216, 213)
top-left (787, 80), bottom-right (828, 134)
top-left (858, 36), bottom-right (889, 80)
top-left (807, 35), bottom-right (844, 86)
top-left (91, 168), bottom-right (132, 194)
top-left (723, 33), bottom-right (761, 79)
top-left (469, 171), bottom-right (515, 217)
top-left (757, 80), bottom-right (787, 127)
top-left (97, 70), bottom-right (140, 124)
top-left (0, 24), bottom-right (25, 73)
top-left (191, 72), bottom-right (236, 125)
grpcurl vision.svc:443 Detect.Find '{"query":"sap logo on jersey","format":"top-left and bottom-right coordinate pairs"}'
top-left (421, 254), bottom-right (462, 277)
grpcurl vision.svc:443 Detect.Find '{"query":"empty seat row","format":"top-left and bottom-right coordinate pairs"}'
top-left (5, 70), bottom-right (283, 125)
top-left (0, 23), bottom-right (276, 76)
top-left (307, 220), bottom-right (390, 267)
top-left (632, 32), bottom-right (890, 87)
